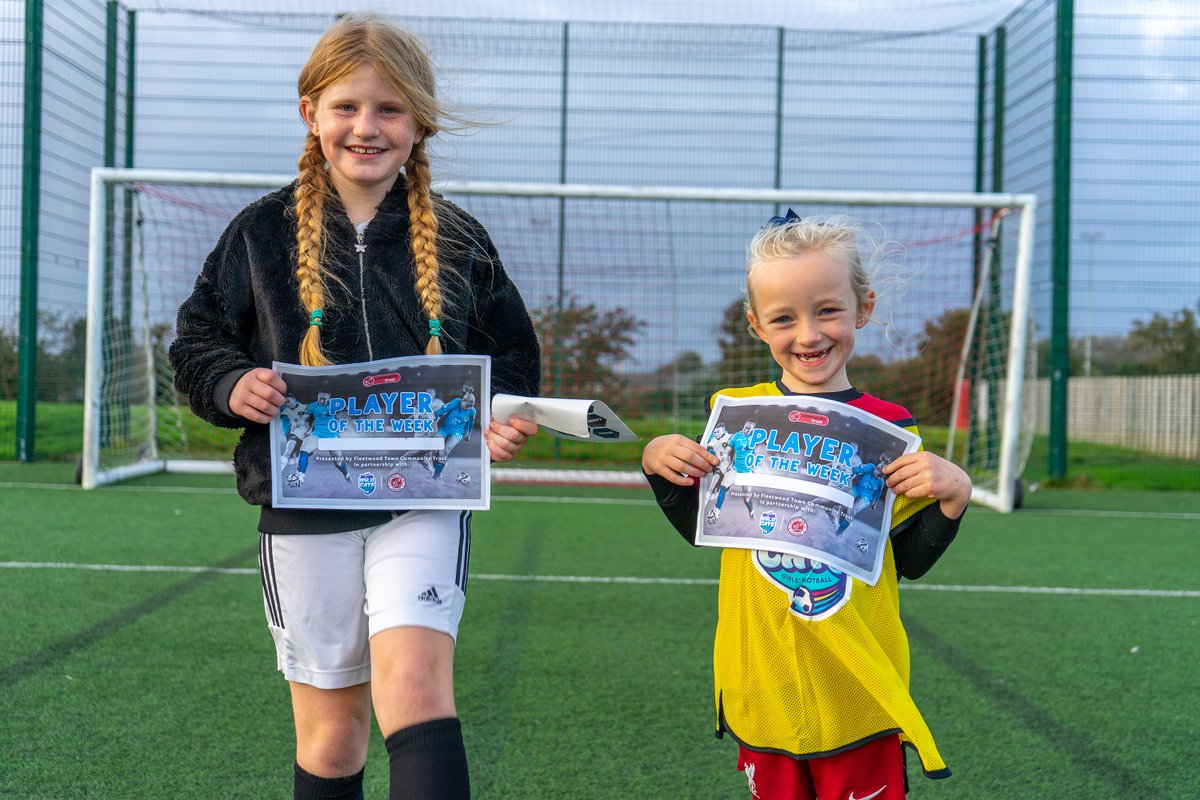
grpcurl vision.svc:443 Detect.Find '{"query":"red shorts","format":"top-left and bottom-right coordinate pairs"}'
top-left (737, 735), bottom-right (906, 800)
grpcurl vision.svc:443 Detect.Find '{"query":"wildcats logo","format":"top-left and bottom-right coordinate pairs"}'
top-left (754, 551), bottom-right (851, 620)
top-left (758, 511), bottom-right (778, 535)
top-left (358, 473), bottom-right (377, 495)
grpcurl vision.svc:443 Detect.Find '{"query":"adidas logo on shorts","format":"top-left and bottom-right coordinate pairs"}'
top-left (417, 586), bottom-right (442, 605)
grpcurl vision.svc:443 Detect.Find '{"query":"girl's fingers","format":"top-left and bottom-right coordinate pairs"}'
top-left (485, 420), bottom-right (535, 462)
top-left (891, 477), bottom-right (924, 498)
top-left (504, 416), bottom-right (538, 437)
top-left (671, 450), bottom-right (715, 484)
top-left (487, 425), bottom-right (525, 451)
top-left (663, 467), bottom-right (697, 486)
top-left (642, 435), bottom-right (717, 484)
top-left (231, 368), bottom-right (287, 422)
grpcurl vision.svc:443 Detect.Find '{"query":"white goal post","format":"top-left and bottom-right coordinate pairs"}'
top-left (83, 167), bottom-right (1036, 512)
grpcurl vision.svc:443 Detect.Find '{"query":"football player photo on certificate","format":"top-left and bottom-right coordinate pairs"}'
top-left (269, 355), bottom-right (490, 510)
top-left (695, 394), bottom-right (920, 585)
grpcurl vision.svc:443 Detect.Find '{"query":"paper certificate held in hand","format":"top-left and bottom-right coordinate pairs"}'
top-left (695, 394), bottom-right (920, 586)
top-left (491, 394), bottom-right (639, 442)
top-left (269, 355), bottom-right (490, 511)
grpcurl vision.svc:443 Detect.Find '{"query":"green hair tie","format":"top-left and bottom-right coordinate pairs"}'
top-left (309, 309), bottom-right (324, 327)
top-left (428, 319), bottom-right (442, 338)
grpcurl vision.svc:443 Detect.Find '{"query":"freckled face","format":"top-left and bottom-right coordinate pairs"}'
top-left (299, 64), bottom-right (422, 205)
top-left (747, 250), bottom-right (874, 394)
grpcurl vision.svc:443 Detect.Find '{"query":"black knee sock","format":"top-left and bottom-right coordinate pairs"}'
top-left (384, 717), bottom-right (470, 800)
top-left (294, 762), bottom-right (365, 800)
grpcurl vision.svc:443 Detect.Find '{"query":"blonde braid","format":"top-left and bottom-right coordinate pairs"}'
top-left (294, 134), bottom-right (334, 367)
top-left (405, 141), bottom-right (444, 355)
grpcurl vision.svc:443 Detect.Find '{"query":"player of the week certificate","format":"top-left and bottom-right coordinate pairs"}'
top-left (269, 355), bottom-right (490, 511)
top-left (694, 394), bottom-right (920, 586)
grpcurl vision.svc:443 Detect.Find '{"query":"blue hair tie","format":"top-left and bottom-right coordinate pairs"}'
top-left (428, 319), bottom-right (442, 338)
top-left (309, 309), bottom-right (324, 327)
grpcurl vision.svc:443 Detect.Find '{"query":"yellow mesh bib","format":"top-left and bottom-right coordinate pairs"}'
top-left (708, 383), bottom-right (947, 777)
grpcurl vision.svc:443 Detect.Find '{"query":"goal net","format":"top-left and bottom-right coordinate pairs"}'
top-left (84, 168), bottom-right (1036, 511)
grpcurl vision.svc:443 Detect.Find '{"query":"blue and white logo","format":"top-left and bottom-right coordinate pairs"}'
top-left (358, 472), bottom-right (377, 495)
top-left (758, 511), bottom-right (778, 535)
top-left (754, 551), bottom-right (851, 620)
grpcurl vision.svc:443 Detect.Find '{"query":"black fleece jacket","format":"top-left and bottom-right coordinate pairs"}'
top-left (169, 176), bottom-right (540, 533)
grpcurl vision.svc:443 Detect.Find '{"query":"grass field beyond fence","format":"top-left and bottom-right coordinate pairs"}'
top-left (1, 462), bottom-right (1197, 799)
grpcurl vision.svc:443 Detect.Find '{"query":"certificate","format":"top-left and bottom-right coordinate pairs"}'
top-left (269, 355), bottom-right (490, 510)
top-left (491, 394), bottom-right (639, 442)
top-left (694, 394), bottom-right (920, 585)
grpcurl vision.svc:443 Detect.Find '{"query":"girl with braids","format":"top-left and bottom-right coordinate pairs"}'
top-left (169, 15), bottom-right (540, 800)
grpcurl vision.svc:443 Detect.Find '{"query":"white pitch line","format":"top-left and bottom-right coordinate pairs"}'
top-left (1020, 508), bottom-right (1200, 522)
top-left (0, 561), bottom-right (258, 575)
top-left (493, 495), bottom-right (655, 506)
top-left (0, 482), bottom-right (655, 505)
top-left (1, 561), bottom-right (1198, 597)
top-left (473, 572), bottom-right (718, 586)
top-left (904, 583), bottom-right (1200, 598)
top-left (0, 481), bottom-right (233, 494)
top-left (2, 481), bottom-right (1196, 519)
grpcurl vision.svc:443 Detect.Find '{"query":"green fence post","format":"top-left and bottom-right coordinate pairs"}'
top-left (125, 10), bottom-right (135, 169)
top-left (17, 0), bottom-right (44, 462)
top-left (973, 36), bottom-right (986, 281)
top-left (123, 8), bottom-right (138, 439)
top-left (1048, 0), bottom-right (1075, 479)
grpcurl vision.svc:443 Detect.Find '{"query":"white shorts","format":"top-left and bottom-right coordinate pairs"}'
top-left (258, 510), bottom-right (471, 689)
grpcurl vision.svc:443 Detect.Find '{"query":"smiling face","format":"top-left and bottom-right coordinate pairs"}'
top-left (747, 248), bottom-right (875, 394)
top-left (299, 63), bottom-right (422, 211)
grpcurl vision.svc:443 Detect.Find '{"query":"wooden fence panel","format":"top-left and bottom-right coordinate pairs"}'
top-left (1033, 375), bottom-right (1200, 460)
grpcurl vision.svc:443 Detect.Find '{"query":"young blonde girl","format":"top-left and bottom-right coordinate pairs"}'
top-left (642, 213), bottom-right (970, 800)
top-left (170, 15), bottom-right (540, 800)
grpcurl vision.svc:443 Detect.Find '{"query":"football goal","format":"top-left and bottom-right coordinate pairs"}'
top-left (83, 167), bottom-right (1036, 511)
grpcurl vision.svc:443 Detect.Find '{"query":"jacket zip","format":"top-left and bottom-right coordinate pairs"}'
top-left (356, 230), bottom-right (374, 361)
top-left (357, 226), bottom-right (400, 525)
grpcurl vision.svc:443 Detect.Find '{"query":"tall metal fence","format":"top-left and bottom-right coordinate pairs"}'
top-left (2, 0), bottom-right (1198, 483)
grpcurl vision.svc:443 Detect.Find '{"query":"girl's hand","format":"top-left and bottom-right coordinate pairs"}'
top-left (230, 368), bottom-right (287, 424)
top-left (642, 434), bottom-right (719, 487)
top-left (486, 415), bottom-right (538, 462)
top-left (882, 451), bottom-right (972, 519)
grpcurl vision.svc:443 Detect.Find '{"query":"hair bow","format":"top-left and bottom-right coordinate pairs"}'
top-left (765, 208), bottom-right (802, 227)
